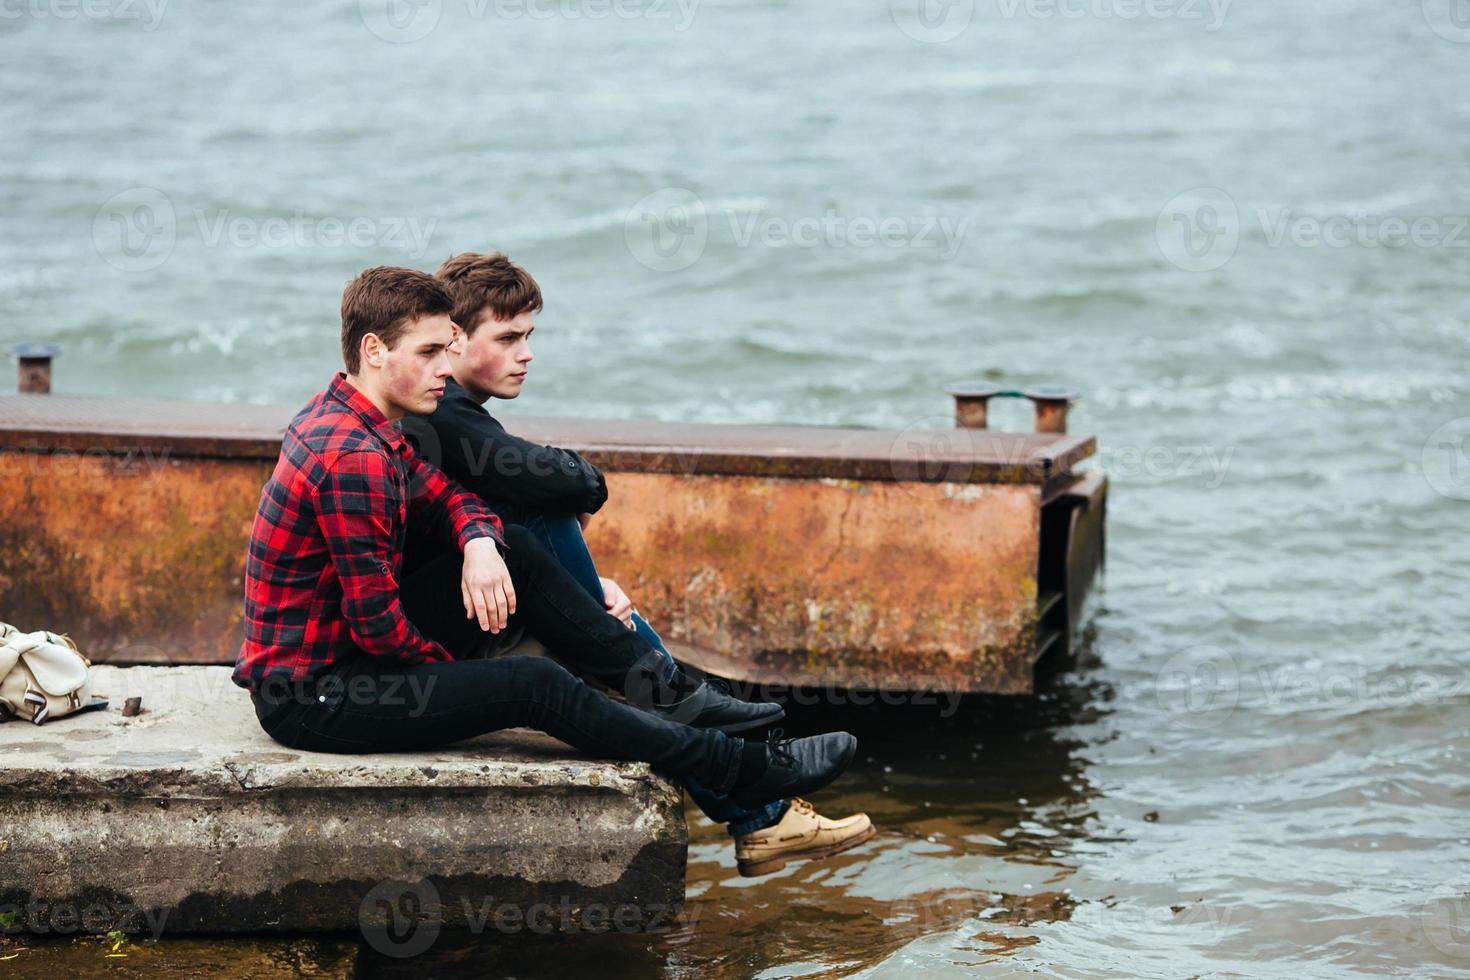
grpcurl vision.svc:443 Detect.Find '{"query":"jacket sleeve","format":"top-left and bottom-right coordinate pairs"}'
top-left (402, 442), bottom-right (505, 551)
top-left (424, 399), bottom-right (608, 516)
top-left (313, 450), bottom-right (454, 666)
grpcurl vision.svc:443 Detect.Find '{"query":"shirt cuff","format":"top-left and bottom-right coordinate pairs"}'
top-left (458, 520), bottom-right (503, 551)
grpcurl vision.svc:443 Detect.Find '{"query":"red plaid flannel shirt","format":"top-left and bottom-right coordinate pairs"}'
top-left (233, 373), bottom-right (503, 691)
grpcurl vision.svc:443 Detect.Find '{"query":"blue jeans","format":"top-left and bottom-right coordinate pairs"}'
top-left (515, 512), bottom-right (786, 836)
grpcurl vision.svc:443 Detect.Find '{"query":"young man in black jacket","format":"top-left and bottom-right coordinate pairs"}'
top-left (417, 252), bottom-right (876, 877)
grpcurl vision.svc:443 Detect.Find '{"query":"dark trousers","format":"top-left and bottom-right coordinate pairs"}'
top-left (511, 512), bottom-right (786, 835)
top-left (251, 525), bottom-right (743, 793)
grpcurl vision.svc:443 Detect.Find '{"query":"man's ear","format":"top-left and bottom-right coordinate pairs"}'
top-left (361, 332), bottom-right (385, 369)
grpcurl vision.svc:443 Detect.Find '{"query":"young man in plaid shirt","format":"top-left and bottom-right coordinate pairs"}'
top-left (420, 252), bottom-right (876, 877)
top-left (234, 266), bottom-right (856, 813)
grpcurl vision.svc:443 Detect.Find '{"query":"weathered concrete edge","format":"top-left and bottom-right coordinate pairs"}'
top-left (0, 392), bottom-right (1095, 484)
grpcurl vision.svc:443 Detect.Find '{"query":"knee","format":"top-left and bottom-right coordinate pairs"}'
top-left (500, 523), bottom-right (556, 573)
top-left (501, 523), bottom-right (535, 551)
top-left (514, 654), bottom-right (577, 689)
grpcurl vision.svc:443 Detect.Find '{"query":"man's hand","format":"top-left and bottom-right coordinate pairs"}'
top-left (599, 576), bottom-right (636, 628)
top-left (462, 538), bottom-right (516, 633)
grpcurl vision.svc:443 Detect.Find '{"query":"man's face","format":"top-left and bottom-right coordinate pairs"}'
top-left (378, 313), bottom-right (456, 416)
top-left (451, 308), bottom-right (534, 400)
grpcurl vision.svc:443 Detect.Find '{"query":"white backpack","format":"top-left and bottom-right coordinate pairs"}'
top-left (0, 622), bottom-right (94, 725)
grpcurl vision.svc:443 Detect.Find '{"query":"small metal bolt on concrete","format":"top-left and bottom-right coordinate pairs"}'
top-left (10, 342), bottom-right (60, 395)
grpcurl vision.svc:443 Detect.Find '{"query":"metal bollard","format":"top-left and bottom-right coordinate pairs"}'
top-left (10, 342), bottom-right (60, 395)
top-left (943, 381), bottom-right (1002, 429)
top-left (1024, 385), bottom-right (1079, 435)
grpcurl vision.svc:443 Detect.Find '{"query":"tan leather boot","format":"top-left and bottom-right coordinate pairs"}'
top-left (733, 798), bottom-right (876, 877)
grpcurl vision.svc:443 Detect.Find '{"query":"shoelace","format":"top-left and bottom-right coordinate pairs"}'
top-left (766, 728), bottom-right (797, 769)
top-left (789, 797), bottom-right (814, 816)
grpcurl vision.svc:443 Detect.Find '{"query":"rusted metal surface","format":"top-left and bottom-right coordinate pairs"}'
top-left (0, 450), bottom-right (266, 664)
top-left (584, 474), bottom-right (1043, 694)
top-left (0, 393), bottom-right (1105, 693)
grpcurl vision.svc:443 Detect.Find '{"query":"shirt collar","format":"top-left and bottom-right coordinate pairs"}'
top-left (328, 373), bottom-right (405, 452)
top-left (444, 376), bottom-right (490, 415)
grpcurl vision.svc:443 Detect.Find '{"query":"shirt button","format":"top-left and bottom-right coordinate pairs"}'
top-left (318, 695), bottom-right (326, 703)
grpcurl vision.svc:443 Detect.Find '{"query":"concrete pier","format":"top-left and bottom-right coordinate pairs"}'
top-left (0, 666), bottom-right (687, 937)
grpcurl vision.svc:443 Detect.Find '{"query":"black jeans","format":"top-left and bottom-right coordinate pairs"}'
top-left (251, 525), bottom-right (743, 794)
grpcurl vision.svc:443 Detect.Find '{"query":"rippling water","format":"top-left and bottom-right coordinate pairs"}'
top-left (3, 1), bottom-right (1469, 976)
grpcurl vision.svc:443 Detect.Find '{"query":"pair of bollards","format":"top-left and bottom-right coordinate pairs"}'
top-left (944, 381), bottom-right (1079, 434)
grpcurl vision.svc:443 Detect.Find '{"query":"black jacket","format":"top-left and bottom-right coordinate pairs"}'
top-left (410, 378), bottom-right (608, 521)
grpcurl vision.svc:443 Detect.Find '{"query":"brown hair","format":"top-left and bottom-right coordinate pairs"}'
top-left (434, 252), bottom-right (543, 335)
top-left (340, 266), bottom-right (454, 374)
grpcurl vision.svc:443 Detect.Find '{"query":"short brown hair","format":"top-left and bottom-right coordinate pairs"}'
top-left (434, 252), bottom-right (543, 335)
top-left (340, 266), bottom-right (454, 374)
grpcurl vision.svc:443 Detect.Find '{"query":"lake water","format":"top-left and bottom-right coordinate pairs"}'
top-left (3, 0), bottom-right (1468, 976)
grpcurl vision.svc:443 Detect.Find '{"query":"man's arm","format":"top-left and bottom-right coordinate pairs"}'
top-left (403, 445), bottom-right (505, 552)
top-left (423, 396), bottom-right (608, 516)
top-left (403, 447), bottom-right (517, 633)
top-left (314, 450), bottom-right (456, 665)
